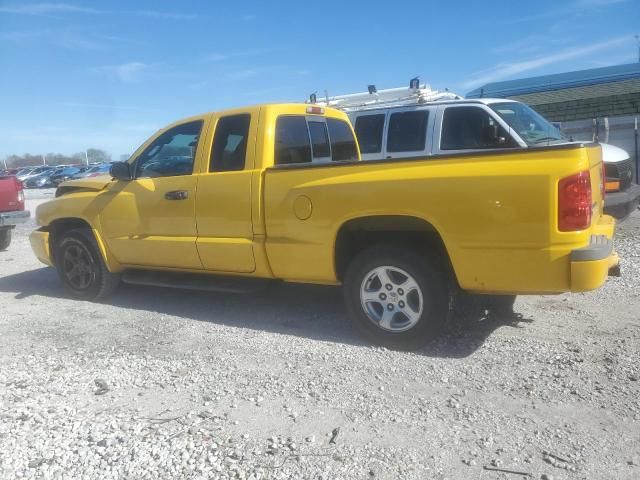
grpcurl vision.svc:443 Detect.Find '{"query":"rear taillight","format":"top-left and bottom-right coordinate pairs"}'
top-left (558, 171), bottom-right (592, 232)
top-left (13, 176), bottom-right (25, 208)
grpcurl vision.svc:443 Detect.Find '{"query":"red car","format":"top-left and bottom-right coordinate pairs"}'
top-left (0, 174), bottom-right (30, 249)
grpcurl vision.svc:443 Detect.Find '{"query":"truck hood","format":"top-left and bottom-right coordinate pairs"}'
top-left (56, 175), bottom-right (113, 196)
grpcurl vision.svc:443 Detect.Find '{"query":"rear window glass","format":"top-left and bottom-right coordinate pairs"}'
top-left (210, 114), bottom-right (251, 172)
top-left (326, 118), bottom-right (358, 162)
top-left (354, 114), bottom-right (385, 154)
top-left (308, 121), bottom-right (330, 158)
top-left (387, 111), bottom-right (429, 152)
top-left (275, 116), bottom-right (312, 165)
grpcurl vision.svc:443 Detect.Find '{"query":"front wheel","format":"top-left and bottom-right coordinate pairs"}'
top-left (343, 245), bottom-right (450, 350)
top-left (54, 228), bottom-right (121, 300)
top-left (0, 228), bottom-right (11, 251)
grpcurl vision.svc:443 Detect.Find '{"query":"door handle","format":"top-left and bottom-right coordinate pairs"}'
top-left (165, 190), bottom-right (188, 200)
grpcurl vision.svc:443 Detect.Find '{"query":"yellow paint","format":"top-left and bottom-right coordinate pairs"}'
top-left (29, 230), bottom-right (52, 266)
top-left (31, 104), bottom-right (617, 295)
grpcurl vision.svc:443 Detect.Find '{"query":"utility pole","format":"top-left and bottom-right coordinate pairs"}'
top-left (42, 154), bottom-right (46, 166)
top-left (636, 35), bottom-right (640, 63)
top-left (84, 150), bottom-right (89, 166)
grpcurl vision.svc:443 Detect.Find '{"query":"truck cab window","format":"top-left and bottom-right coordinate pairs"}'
top-left (136, 121), bottom-right (203, 178)
top-left (275, 116), bottom-right (312, 165)
top-left (210, 114), bottom-right (251, 172)
top-left (326, 118), bottom-right (358, 162)
top-left (387, 110), bottom-right (429, 153)
top-left (441, 106), bottom-right (516, 150)
top-left (354, 114), bottom-right (385, 154)
top-left (308, 121), bottom-right (330, 159)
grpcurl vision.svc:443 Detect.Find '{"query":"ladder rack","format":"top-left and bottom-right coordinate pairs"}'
top-left (307, 82), bottom-right (462, 112)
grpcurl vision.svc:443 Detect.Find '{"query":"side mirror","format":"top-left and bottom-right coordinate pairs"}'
top-left (110, 162), bottom-right (132, 181)
top-left (483, 124), bottom-right (506, 146)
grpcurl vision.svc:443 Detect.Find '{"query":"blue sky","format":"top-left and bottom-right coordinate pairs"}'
top-left (0, 0), bottom-right (638, 159)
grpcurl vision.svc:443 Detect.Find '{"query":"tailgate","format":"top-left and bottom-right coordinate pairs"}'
top-left (0, 176), bottom-right (20, 212)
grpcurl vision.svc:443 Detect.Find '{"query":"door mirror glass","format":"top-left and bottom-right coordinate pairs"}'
top-left (482, 124), bottom-right (506, 145)
top-left (110, 162), bottom-right (132, 181)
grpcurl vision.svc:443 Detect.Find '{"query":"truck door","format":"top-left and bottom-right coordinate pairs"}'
top-left (195, 112), bottom-right (257, 273)
top-left (99, 120), bottom-right (205, 269)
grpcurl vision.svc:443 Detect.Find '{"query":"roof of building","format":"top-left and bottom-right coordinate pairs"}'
top-left (466, 63), bottom-right (640, 98)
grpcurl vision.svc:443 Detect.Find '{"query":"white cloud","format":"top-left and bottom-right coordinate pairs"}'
top-left (505, 0), bottom-right (627, 24)
top-left (57, 102), bottom-right (156, 112)
top-left (460, 36), bottom-right (630, 90)
top-left (203, 47), bottom-right (279, 63)
top-left (575, 0), bottom-right (626, 5)
top-left (136, 10), bottom-right (197, 20)
top-left (0, 3), bottom-right (107, 15)
top-left (204, 53), bottom-right (228, 62)
top-left (226, 69), bottom-right (260, 80)
top-left (89, 62), bottom-right (150, 83)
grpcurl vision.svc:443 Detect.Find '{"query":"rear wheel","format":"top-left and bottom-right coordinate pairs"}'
top-left (343, 245), bottom-right (450, 350)
top-left (54, 228), bottom-right (120, 300)
top-left (0, 228), bottom-right (11, 251)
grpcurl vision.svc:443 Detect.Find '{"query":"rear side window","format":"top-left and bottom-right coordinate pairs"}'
top-left (387, 111), bottom-right (429, 152)
top-left (210, 114), bottom-right (251, 172)
top-left (308, 121), bottom-right (330, 158)
top-left (354, 114), bottom-right (385, 154)
top-left (275, 115), bottom-right (311, 165)
top-left (275, 116), bottom-right (312, 165)
top-left (441, 106), bottom-right (515, 150)
top-left (327, 118), bottom-right (358, 162)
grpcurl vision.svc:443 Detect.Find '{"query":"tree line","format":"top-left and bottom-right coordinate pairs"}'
top-left (3, 149), bottom-right (111, 168)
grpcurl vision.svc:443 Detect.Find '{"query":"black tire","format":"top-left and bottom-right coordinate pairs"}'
top-left (343, 244), bottom-right (451, 350)
top-left (53, 228), bottom-right (121, 300)
top-left (0, 228), bottom-right (11, 251)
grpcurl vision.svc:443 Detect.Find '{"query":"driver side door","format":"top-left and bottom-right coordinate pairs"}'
top-left (99, 119), bottom-right (207, 270)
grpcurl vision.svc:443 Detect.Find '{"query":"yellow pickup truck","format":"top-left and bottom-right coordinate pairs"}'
top-left (30, 102), bottom-right (619, 349)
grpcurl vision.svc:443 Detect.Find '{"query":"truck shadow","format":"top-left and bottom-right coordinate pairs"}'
top-left (0, 267), bottom-right (532, 359)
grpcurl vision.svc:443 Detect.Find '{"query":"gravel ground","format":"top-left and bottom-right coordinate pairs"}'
top-left (1, 188), bottom-right (639, 479)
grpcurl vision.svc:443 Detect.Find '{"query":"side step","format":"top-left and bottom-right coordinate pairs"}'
top-left (122, 269), bottom-right (276, 294)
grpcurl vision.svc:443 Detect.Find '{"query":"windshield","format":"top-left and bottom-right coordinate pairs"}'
top-left (490, 102), bottom-right (566, 146)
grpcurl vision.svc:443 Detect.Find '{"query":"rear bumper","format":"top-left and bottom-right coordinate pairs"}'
top-left (603, 184), bottom-right (640, 221)
top-left (0, 210), bottom-right (30, 227)
top-left (29, 229), bottom-right (53, 266)
top-left (570, 233), bottom-right (619, 292)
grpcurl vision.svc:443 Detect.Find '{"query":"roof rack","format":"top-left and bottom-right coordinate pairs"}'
top-left (307, 78), bottom-right (462, 112)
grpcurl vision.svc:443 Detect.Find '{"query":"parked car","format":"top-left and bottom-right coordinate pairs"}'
top-left (70, 163), bottom-right (111, 179)
top-left (600, 143), bottom-right (640, 220)
top-left (22, 168), bottom-right (63, 189)
top-left (48, 167), bottom-right (83, 186)
top-left (0, 174), bottom-right (29, 249)
top-left (17, 166), bottom-right (56, 182)
top-left (31, 103), bottom-right (619, 349)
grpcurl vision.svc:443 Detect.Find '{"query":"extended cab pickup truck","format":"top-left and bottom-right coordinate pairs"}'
top-left (30, 103), bottom-right (619, 349)
top-left (0, 174), bottom-right (29, 250)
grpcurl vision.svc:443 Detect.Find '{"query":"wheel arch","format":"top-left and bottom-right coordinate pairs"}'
top-left (334, 215), bottom-right (457, 284)
top-left (47, 217), bottom-right (119, 271)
